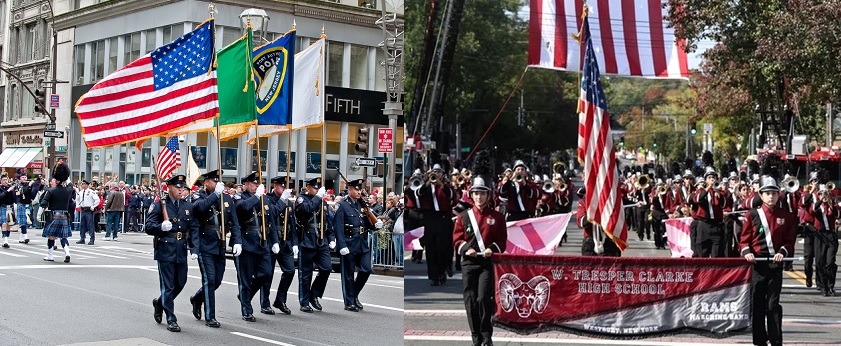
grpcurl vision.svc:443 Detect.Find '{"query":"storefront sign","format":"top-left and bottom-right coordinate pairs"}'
top-left (324, 87), bottom-right (404, 125)
top-left (493, 254), bottom-right (751, 337)
top-left (5, 133), bottom-right (44, 146)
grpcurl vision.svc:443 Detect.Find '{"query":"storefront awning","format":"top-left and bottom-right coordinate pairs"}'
top-left (0, 147), bottom-right (43, 168)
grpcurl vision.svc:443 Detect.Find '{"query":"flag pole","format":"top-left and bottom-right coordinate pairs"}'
top-left (283, 130), bottom-right (291, 242)
top-left (246, 24), bottom-right (267, 247)
top-left (320, 26), bottom-right (327, 242)
top-left (217, 115), bottom-right (225, 243)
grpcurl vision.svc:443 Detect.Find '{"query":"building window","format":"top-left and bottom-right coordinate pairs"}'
top-left (74, 44), bottom-right (85, 85)
top-left (24, 23), bottom-right (35, 62)
top-left (375, 48), bottom-right (386, 91)
top-left (0, 86), bottom-right (5, 122)
top-left (145, 29), bottom-right (156, 54)
top-left (350, 45), bottom-right (368, 90)
top-left (222, 26), bottom-right (241, 47)
top-left (89, 40), bottom-right (105, 83)
top-left (327, 41), bottom-right (344, 87)
top-left (10, 26), bottom-right (18, 64)
top-left (21, 83), bottom-right (33, 119)
top-left (163, 25), bottom-right (173, 44)
top-left (107, 37), bottom-right (117, 74)
top-left (123, 32), bottom-right (140, 67)
top-left (7, 84), bottom-right (15, 121)
top-left (42, 19), bottom-right (50, 59)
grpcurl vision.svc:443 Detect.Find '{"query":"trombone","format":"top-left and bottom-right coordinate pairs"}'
top-left (780, 176), bottom-right (800, 193)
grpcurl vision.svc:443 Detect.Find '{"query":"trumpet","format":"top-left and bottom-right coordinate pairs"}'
top-left (456, 175), bottom-right (467, 186)
top-left (543, 180), bottom-right (555, 194)
top-left (556, 179), bottom-right (567, 192)
top-left (462, 169), bottom-right (472, 180)
top-left (828, 182), bottom-right (836, 191)
top-left (712, 181), bottom-right (723, 190)
top-left (428, 172), bottom-right (440, 184)
top-left (513, 173), bottom-right (525, 183)
top-left (657, 184), bottom-right (668, 195)
top-left (780, 176), bottom-right (799, 193)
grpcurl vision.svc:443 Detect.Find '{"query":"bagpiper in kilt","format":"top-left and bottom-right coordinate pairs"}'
top-left (41, 162), bottom-right (72, 262)
top-left (0, 175), bottom-right (15, 248)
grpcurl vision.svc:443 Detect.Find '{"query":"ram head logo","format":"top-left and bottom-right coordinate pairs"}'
top-left (498, 273), bottom-right (551, 318)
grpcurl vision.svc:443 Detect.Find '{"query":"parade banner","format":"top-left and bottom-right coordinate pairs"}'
top-left (664, 217), bottom-right (694, 258)
top-left (403, 214), bottom-right (572, 254)
top-left (493, 254), bottom-right (752, 337)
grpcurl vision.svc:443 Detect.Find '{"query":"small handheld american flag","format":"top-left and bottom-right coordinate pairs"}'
top-left (155, 137), bottom-right (181, 181)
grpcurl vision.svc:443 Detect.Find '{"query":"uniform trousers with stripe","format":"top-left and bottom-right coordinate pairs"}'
top-left (79, 210), bottom-right (95, 241)
top-left (751, 261), bottom-right (784, 346)
top-left (461, 256), bottom-right (495, 345)
top-left (634, 206), bottom-right (650, 240)
top-left (234, 250), bottom-right (273, 316)
top-left (261, 246), bottom-right (295, 308)
top-left (340, 237), bottom-right (372, 306)
top-left (803, 226), bottom-right (819, 286)
top-left (693, 219), bottom-right (725, 258)
top-left (815, 229), bottom-right (838, 292)
top-left (157, 261), bottom-right (188, 323)
top-left (193, 253), bottom-right (226, 321)
top-left (420, 211), bottom-right (453, 281)
top-left (298, 247), bottom-right (331, 307)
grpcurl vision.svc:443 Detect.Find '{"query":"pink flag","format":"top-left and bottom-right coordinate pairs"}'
top-left (664, 217), bottom-right (694, 258)
top-left (505, 213), bottom-right (572, 255)
top-left (404, 227), bottom-right (425, 251)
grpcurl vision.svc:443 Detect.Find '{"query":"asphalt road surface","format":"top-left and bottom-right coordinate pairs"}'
top-left (404, 206), bottom-right (841, 345)
top-left (0, 231), bottom-right (403, 346)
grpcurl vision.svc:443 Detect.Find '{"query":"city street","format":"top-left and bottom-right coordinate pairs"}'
top-left (404, 210), bottom-right (841, 345)
top-left (0, 231), bottom-right (403, 346)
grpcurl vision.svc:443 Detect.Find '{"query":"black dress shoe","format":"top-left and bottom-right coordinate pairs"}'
top-left (430, 280), bottom-right (440, 286)
top-left (300, 305), bottom-right (314, 313)
top-left (2, 243), bottom-right (8, 248)
top-left (260, 307), bottom-right (276, 315)
top-left (807, 280), bottom-right (813, 288)
top-left (344, 305), bottom-right (359, 312)
top-left (166, 321), bottom-right (181, 332)
top-left (190, 295), bottom-right (202, 320)
top-left (153, 298), bottom-right (163, 324)
top-left (310, 298), bottom-right (322, 311)
top-left (272, 302), bottom-right (292, 315)
top-left (831, 289), bottom-right (837, 296)
top-left (76, 240), bottom-right (85, 244)
top-left (64, 256), bottom-right (70, 263)
top-left (205, 319), bottom-right (220, 328)
top-left (354, 298), bottom-right (364, 310)
top-left (24, 238), bottom-right (29, 244)
top-left (242, 314), bottom-right (256, 322)
top-left (446, 266), bottom-right (454, 277)
top-left (87, 241), bottom-right (94, 245)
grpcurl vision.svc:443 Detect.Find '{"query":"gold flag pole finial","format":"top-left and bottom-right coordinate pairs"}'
top-left (293, 19), bottom-right (297, 30)
top-left (321, 24), bottom-right (326, 38)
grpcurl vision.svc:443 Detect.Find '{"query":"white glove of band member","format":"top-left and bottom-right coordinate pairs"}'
top-left (255, 184), bottom-right (266, 197)
top-left (271, 243), bottom-right (280, 254)
top-left (316, 187), bottom-right (326, 198)
top-left (214, 183), bottom-right (225, 196)
top-left (161, 220), bottom-right (173, 232)
top-left (375, 220), bottom-right (384, 229)
top-left (280, 189), bottom-right (292, 201)
top-left (339, 247), bottom-right (350, 256)
top-left (191, 253), bottom-right (198, 260)
top-left (293, 245), bottom-right (299, 259)
top-left (232, 244), bottom-right (242, 257)
top-left (329, 241), bottom-right (336, 249)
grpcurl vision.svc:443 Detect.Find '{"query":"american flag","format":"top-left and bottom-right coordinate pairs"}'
top-left (155, 137), bottom-right (181, 181)
top-left (577, 9), bottom-right (628, 251)
top-left (75, 20), bottom-right (218, 148)
top-left (528, 0), bottom-right (689, 78)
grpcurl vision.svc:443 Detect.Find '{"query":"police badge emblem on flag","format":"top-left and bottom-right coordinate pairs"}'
top-left (252, 31), bottom-right (296, 124)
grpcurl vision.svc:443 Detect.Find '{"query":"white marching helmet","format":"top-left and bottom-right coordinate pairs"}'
top-left (470, 176), bottom-right (492, 193)
top-left (513, 160), bottom-right (528, 171)
top-left (759, 176), bottom-right (780, 193)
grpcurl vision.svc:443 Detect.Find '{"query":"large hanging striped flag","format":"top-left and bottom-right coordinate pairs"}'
top-left (75, 19), bottom-right (218, 148)
top-left (577, 8), bottom-right (628, 251)
top-left (155, 137), bottom-right (181, 181)
top-left (528, 0), bottom-right (689, 78)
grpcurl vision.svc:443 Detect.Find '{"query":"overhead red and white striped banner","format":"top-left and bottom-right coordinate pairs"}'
top-left (528, 0), bottom-right (689, 78)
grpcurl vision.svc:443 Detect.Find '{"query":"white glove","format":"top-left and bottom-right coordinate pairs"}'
top-left (339, 247), bottom-right (350, 256)
top-left (375, 220), bottom-right (384, 229)
top-left (271, 243), bottom-right (280, 254)
top-left (316, 187), bottom-right (326, 198)
top-left (214, 183), bottom-right (225, 196)
top-left (255, 184), bottom-right (266, 197)
top-left (161, 220), bottom-right (172, 232)
top-left (190, 253), bottom-right (198, 260)
top-left (329, 241), bottom-right (336, 249)
top-left (293, 245), bottom-right (299, 259)
top-left (280, 189), bottom-right (291, 201)
top-left (232, 244), bottom-right (242, 257)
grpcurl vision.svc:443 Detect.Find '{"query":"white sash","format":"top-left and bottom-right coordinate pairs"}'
top-left (467, 209), bottom-right (486, 252)
top-left (756, 209), bottom-right (776, 256)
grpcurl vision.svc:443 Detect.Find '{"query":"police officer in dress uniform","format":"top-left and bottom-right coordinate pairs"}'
top-left (234, 172), bottom-right (279, 322)
top-left (740, 176), bottom-right (796, 346)
top-left (296, 177), bottom-right (334, 313)
top-left (188, 169), bottom-right (242, 328)
top-left (333, 178), bottom-right (383, 312)
top-left (259, 175), bottom-right (297, 315)
top-left (453, 175), bottom-right (507, 346)
top-left (146, 175), bottom-right (198, 332)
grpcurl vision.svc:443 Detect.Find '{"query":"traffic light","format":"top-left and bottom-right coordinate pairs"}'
top-left (689, 121), bottom-right (697, 135)
top-left (517, 107), bottom-right (525, 126)
top-left (619, 136), bottom-right (625, 147)
top-left (34, 89), bottom-right (47, 114)
top-left (354, 128), bottom-right (369, 154)
top-left (652, 141), bottom-right (658, 148)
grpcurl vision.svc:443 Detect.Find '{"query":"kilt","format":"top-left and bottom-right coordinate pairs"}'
top-left (16, 204), bottom-right (29, 226)
top-left (0, 205), bottom-right (7, 224)
top-left (42, 211), bottom-right (71, 239)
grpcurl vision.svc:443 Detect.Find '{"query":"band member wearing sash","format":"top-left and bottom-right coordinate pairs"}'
top-left (296, 178), bottom-right (333, 312)
top-left (260, 175), bottom-right (297, 315)
top-left (333, 179), bottom-right (383, 312)
top-left (146, 175), bottom-right (198, 332)
top-left (800, 172), bottom-right (820, 288)
top-left (234, 172), bottom-right (279, 322)
top-left (808, 186), bottom-right (839, 296)
top-left (41, 162), bottom-right (72, 262)
top-left (740, 176), bottom-right (796, 346)
top-left (188, 169), bottom-right (241, 328)
top-left (692, 167), bottom-right (727, 257)
top-left (453, 175), bottom-right (507, 346)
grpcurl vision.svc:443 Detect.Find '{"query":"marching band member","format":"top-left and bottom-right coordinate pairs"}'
top-left (416, 164), bottom-right (457, 286)
top-left (632, 174), bottom-right (652, 241)
top-left (40, 162), bottom-right (72, 262)
top-left (806, 184), bottom-right (839, 296)
top-left (498, 160), bottom-right (539, 221)
top-left (578, 187), bottom-right (621, 256)
top-left (691, 167), bottom-right (727, 258)
top-left (649, 183), bottom-right (669, 249)
top-left (740, 176), bottom-right (796, 346)
top-left (801, 172), bottom-right (821, 289)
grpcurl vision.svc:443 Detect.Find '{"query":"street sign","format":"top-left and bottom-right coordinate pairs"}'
top-left (44, 130), bottom-right (64, 138)
top-left (703, 122), bottom-right (713, 135)
top-left (355, 157), bottom-right (376, 167)
top-left (45, 123), bottom-right (56, 131)
top-left (377, 128), bottom-right (393, 153)
top-left (50, 94), bottom-right (59, 109)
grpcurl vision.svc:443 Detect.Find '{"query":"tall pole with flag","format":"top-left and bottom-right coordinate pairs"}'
top-left (576, 5), bottom-right (627, 251)
top-left (320, 26), bottom-right (327, 241)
